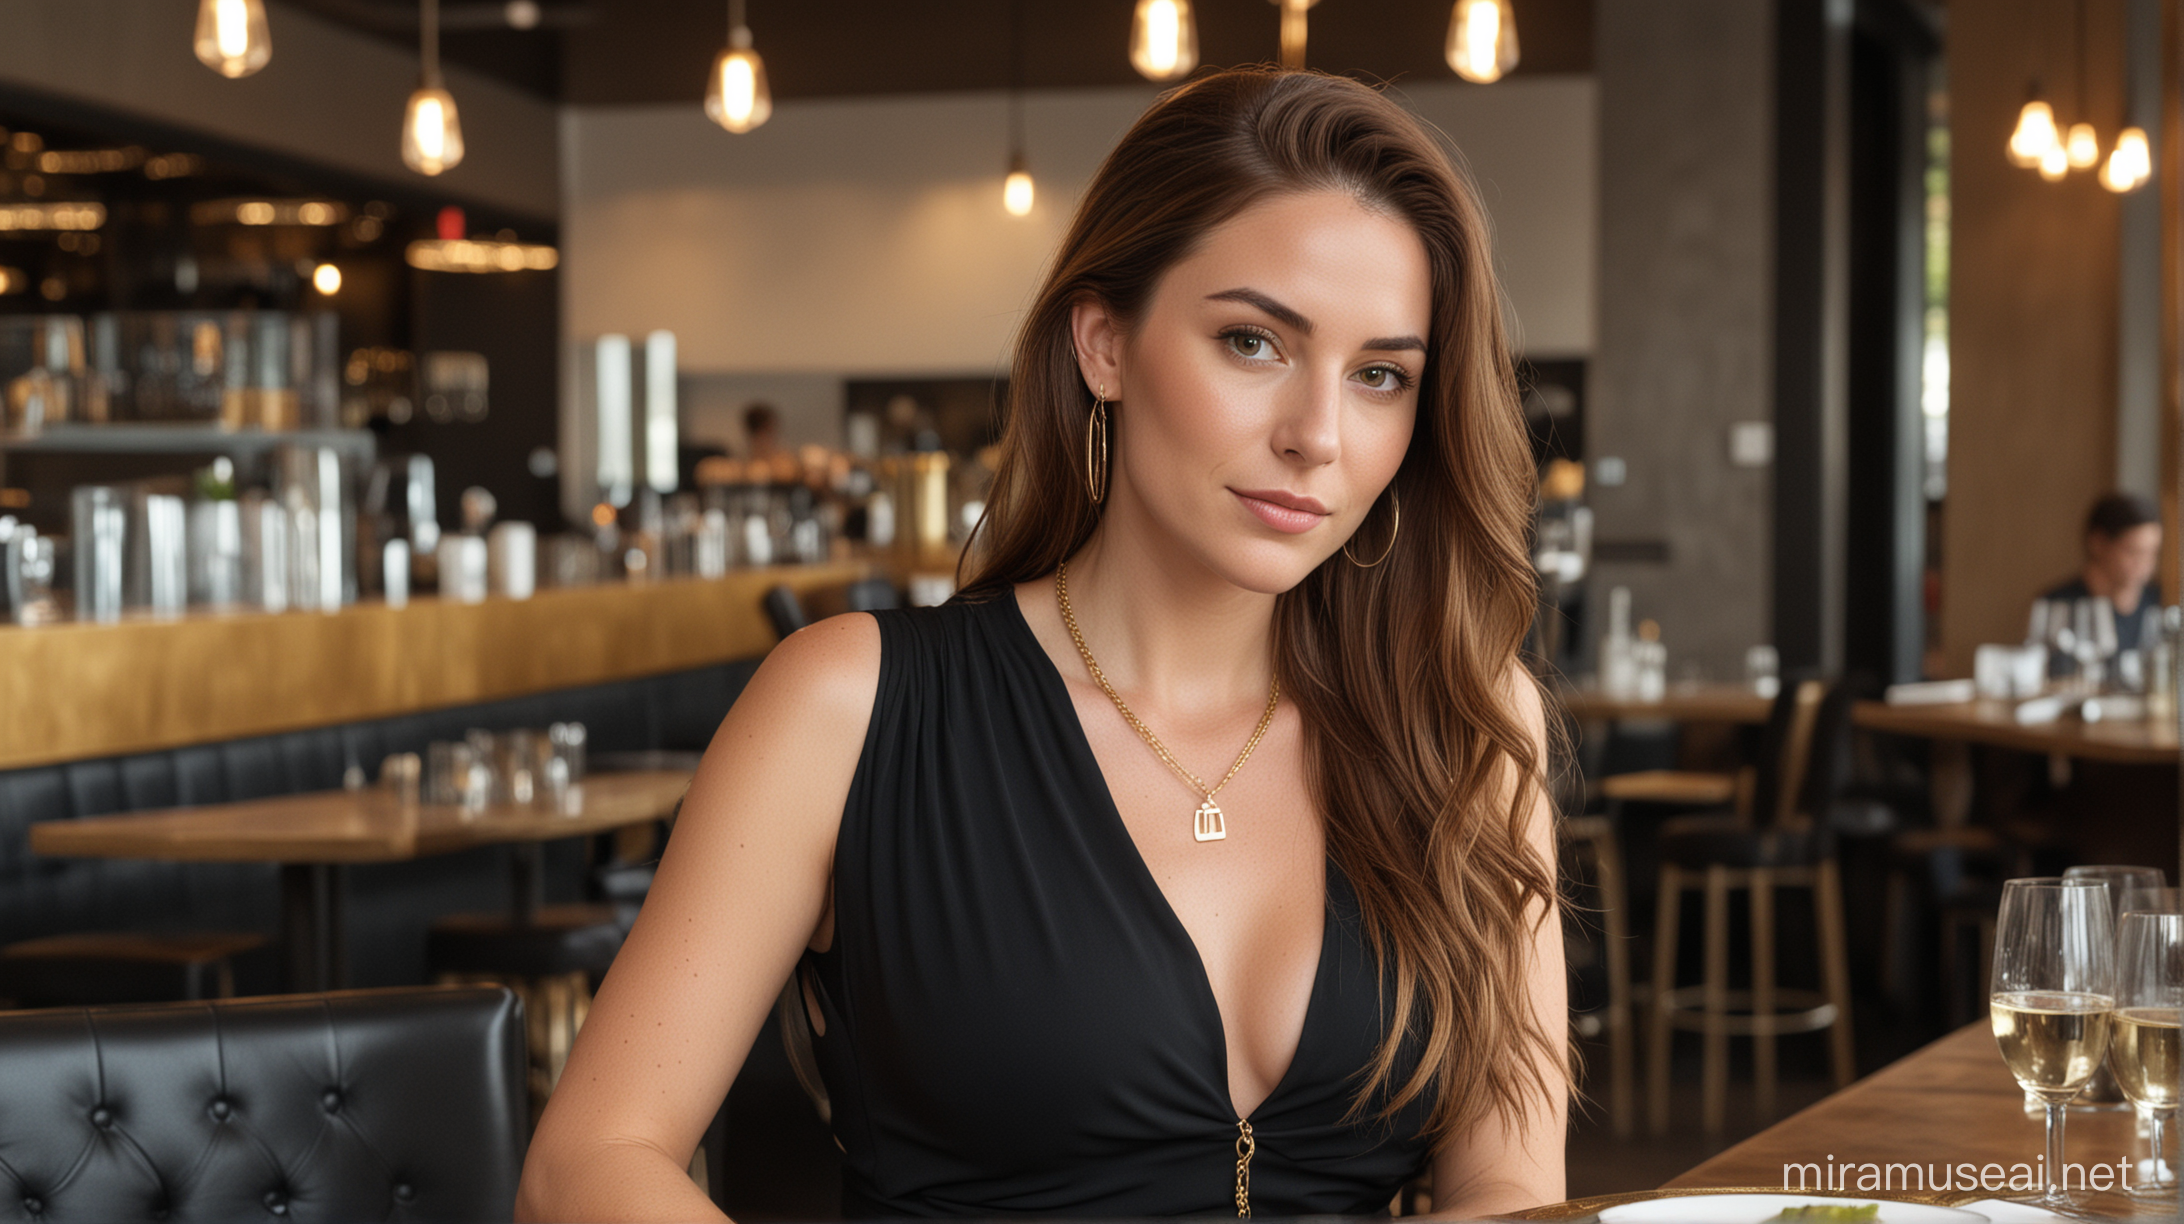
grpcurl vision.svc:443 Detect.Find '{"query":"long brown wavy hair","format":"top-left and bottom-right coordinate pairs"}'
top-left (958, 68), bottom-right (1561, 1145)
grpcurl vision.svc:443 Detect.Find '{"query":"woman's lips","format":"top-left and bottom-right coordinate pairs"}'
top-left (1232, 489), bottom-right (1329, 535)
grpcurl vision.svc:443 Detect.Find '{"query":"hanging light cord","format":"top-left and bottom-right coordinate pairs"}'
top-left (730, 0), bottom-right (746, 37)
top-left (422, 0), bottom-right (441, 86)
top-left (1008, 0), bottom-right (1025, 158)
top-left (2071, 0), bottom-right (2086, 127)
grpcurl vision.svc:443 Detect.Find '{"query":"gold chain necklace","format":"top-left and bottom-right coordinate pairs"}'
top-left (1054, 562), bottom-right (1280, 842)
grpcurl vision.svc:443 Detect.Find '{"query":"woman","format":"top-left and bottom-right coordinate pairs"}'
top-left (519, 67), bottom-right (1568, 1221)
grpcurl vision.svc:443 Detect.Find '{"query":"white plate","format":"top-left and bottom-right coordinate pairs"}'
top-left (1597, 1193), bottom-right (1991, 1224)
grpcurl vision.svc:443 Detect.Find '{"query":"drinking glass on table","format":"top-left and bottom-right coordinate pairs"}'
top-left (2062, 866), bottom-right (2165, 1110)
top-left (1991, 876), bottom-right (2117, 1212)
top-left (2113, 893), bottom-right (2182, 1198)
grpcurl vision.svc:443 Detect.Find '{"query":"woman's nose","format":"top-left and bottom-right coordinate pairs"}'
top-left (1273, 370), bottom-right (1343, 465)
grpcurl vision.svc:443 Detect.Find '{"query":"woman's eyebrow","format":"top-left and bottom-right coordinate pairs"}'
top-left (1207, 287), bottom-right (1312, 334)
top-left (1362, 335), bottom-right (1427, 353)
top-left (1209, 288), bottom-right (1425, 353)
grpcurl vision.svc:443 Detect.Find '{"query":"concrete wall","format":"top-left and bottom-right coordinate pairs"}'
top-left (1586, 0), bottom-right (1776, 679)
top-left (560, 77), bottom-right (1598, 385)
top-left (0, 0), bottom-right (559, 219)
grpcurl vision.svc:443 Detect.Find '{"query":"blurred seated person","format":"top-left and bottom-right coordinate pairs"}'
top-left (743, 402), bottom-right (784, 463)
top-left (2037, 492), bottom-right (2162, 655)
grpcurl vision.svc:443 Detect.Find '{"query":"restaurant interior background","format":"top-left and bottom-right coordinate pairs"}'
top-left (0, 0), bottom-right (2180, 1216)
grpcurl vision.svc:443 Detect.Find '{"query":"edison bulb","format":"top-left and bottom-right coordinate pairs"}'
top-left (2065, 122), bottom-right (2098, 171)
top-left (1446, 0), bottom-right (1519, 84)
top-left (312, 263), bottom-right (342, 295)
top-left (402, 86), bottom-right (465, 175)
top-left (2102, 126), bottom-right (2151, 193)
top-left (705, 29), bottom-right (773, 133)
top-left (2037, 137), bottom-right (2068, 182)
top-left (1004, 158), bottom-right (1035, 217)
top-left (2007, 100), bottom-right (2058, 169)
top-left (195, 0), bottom-right (271, 79)
top-left (1129, 0), bottom-right (1199, 81)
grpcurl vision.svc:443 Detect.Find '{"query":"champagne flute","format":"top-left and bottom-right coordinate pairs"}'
top-left (2112, 904), bottom-right (2182, 1200)
top-left (1992, 877), bottom-right (2117, 1212)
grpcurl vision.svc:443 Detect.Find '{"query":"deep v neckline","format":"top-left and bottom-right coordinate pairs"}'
top-left (997, 587), bottom-right (1331, 1122)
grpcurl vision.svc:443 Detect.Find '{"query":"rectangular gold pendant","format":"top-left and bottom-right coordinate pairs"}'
top-left (1194, 800), bottom-right (1226, 842)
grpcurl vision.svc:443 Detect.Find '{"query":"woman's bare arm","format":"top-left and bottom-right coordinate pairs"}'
top-left (515, 613), bottom-right (880, 1222)
top-left (1427, 671), bottom-right (1570, 1217)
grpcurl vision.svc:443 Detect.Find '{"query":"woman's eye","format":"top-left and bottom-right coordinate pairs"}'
top-left (1357, 365), bottom-right (1411, 391)
top-left (1223, 330), bottom-right (1274, 360)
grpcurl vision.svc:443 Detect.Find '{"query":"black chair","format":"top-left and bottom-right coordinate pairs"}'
top-left (764, 578), bottom-right (902, 639)
top-left (0, 984), bottom-right (527, 1223)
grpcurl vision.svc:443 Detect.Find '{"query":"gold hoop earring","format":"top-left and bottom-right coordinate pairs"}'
top-left (1084, 384), bottom-right (1109, 505)
top-left (1342, 487), bottom-right (1400, 568)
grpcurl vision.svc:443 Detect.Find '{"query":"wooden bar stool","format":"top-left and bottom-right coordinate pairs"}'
top-left (428, 903), bottom-right (624, 1113)
top-left (1647, 827), bottom-right (1856, 1133)
top-left (1644, 676), bottom-right (1857, 1134)
top-left (1562, 813), bottom-right (1635, 1135)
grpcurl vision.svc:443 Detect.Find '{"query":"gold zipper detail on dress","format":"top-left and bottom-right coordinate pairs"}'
top-left (1233, 1119), bottom-right (1256, 1218)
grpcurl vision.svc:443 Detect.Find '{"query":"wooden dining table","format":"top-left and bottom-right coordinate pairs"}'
top-left (28, 769), bottom-right (694, 992)
top-left (1854, 699), bottom-right (2181, 768)
top-left (1520, 1022), bottom-right (2172, 1220)
top-left (1559, 685), bottom-right (1778, 726)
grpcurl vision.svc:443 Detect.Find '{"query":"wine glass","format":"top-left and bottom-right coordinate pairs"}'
top-left (1992, 877), bottom-right (2117, 1212)
top-left (2062, 867), bottom-right (2165, 1111)
top-left (2113, 903), bottom-right (2182, 1200)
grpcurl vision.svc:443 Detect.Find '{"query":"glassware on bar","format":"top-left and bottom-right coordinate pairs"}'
top-left (2111, 903), bottom-right (2182, 1199)
top-left (71, 484), bottom-right (128, 623)
top-left (188, 458), bottom-right (245, 609)
top-left (487, 521), bottom-right (535, 599)
top-left (2, 524), bottom-right (57, 625)
top-left (129, 488), bottom-right (189, 617)
top-left (240, 490), bottom-right (290, 612)
top-left (1991, 876), bottom-right (2117, 1212)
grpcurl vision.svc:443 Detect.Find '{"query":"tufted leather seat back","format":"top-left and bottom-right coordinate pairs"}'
top-left (0, 985), bottom-right (527, 1223)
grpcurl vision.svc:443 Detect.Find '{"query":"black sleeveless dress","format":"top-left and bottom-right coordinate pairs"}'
top-left (799, 594), bottom-right (1435, 1217)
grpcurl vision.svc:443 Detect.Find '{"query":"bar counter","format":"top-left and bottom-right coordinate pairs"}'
top-left (0, 561), bottom-right (870, 770)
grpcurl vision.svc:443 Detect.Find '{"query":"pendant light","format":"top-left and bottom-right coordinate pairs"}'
top-left (1129, 0), bottom-right (1198, 81)
top-left (2007, 94), bottom-right (2059, 169)
top-left (2101, 126), bottom-right (2151, 193)
top-left (2061, 0), bottom-right (2098, 170)
top-left (1271, 0), bottom-right (1319, 70)
top-left (195, 0), bottom-right (271, 79)
top-left (2064, 123), bottom-right (2099, 170)
top-left (2037, 137), bottom-right (2069, 182)
top-left (1002, 0), bottom-right (1033, 217)
top-left (402, 0), bottom-right (465, 175)
top-left (705, 0), bottom-right (772, 133)
top-left (1446, 0), bottom-right (1519, 84)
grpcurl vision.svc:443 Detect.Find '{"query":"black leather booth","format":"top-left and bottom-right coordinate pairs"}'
top-left (0, 985), bottom-right (527, 1223)
top-left (0, 660), bottom-right (759, 989)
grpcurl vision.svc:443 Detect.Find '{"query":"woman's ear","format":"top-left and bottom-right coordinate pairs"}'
top-left (1068, 298), bottom-right (1125, 399)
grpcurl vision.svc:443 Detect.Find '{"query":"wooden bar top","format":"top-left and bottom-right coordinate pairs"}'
top-left (1854, 699), bottom-right (2180, 766)
top-left (1665, 1022), bottom-right (2169, 1219)
top-left (0, 562), bottom-right (868, 772)
top-left (29, 769), bottom-right (693, 864)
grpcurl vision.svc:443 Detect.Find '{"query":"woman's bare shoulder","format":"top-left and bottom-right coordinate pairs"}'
top-left (727, 611), bottom-right (883, 735)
